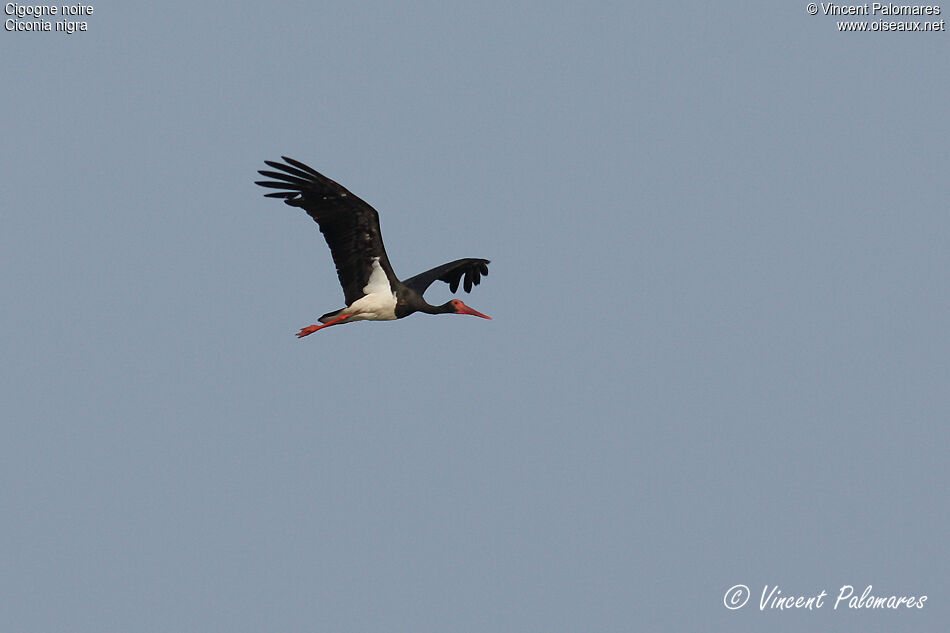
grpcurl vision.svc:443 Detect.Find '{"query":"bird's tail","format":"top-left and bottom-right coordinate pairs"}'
top-left (318, 308), bottom-right (345, 324)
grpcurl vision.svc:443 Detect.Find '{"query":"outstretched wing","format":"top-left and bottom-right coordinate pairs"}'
top-left (402, 258), bottom-right (490, 296)
top-left (255, 157), bottom-right (398, 305)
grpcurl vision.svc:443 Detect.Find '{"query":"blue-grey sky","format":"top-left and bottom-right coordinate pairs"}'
top-left (3, 2), bottom-right (947, 632)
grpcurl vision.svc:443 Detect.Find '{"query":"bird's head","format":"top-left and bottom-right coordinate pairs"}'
top-left (443, 299), bottom-right (491, 319)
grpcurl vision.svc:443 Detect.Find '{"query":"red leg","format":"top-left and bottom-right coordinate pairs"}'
top-left (296, 312), bottom-right (353, 338)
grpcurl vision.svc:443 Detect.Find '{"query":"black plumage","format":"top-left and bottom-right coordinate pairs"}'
top-left (255, 157), bottom-right (492, 336)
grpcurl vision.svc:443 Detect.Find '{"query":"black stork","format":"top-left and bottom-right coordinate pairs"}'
top-left (255, 157), bottom-right (491, 338)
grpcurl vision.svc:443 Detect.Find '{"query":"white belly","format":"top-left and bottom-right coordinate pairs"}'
top-left (343, 257), bottom-right (397, 321)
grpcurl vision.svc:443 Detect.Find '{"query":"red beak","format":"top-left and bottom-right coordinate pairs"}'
top-left (455, 302), bottom-right (492, 319)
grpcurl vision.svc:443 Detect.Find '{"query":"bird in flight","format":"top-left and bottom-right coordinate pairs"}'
top-left (255, 157), bottom-right (491, 338)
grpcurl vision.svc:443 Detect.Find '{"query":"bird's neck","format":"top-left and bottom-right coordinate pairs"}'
top-left (418, 301), bottom-right (453, 315)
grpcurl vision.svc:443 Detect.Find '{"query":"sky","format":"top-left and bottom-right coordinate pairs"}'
top-left (2, 2), bottom-right (948, 632)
